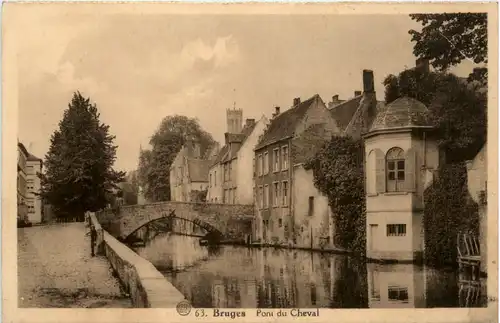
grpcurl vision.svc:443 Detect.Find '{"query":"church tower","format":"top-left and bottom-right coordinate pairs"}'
top-left (226, 106), bottom-right (243, 134)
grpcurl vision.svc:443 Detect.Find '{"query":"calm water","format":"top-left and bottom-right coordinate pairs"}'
top-left (134, 232), bottom-right (486, 308)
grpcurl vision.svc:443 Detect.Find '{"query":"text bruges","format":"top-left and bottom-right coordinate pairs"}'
top-left (213, 309), bottom-right (246, 319)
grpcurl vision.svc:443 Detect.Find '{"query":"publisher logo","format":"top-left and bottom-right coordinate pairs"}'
top-left (176, 300), bottom-right (192, 316)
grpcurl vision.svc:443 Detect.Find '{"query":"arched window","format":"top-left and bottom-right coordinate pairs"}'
top-left (386, 147), bottom-right (405, 192)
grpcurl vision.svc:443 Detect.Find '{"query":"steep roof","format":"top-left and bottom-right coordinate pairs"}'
top-left (369, 96), bottom-right (432, 132)
top-left (211, 145), bottom-right (230, 166)
top-left (255, 95), bottom-right (319, 150)
top-left (343, 96), bottom-right (384, 138)
top-left (27, 153), bottom-right (42, 162)
top-left (328, 95), bottom-right (363, 132)
top-left (18, 142), bottom-right (29, 157)
top-left (212, 118), bottom-right (259, 166)
top-left (187, 158), bottom-right (211, 182)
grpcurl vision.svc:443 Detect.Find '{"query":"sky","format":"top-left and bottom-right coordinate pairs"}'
top-left (14, 7), bottom-right (480, 172)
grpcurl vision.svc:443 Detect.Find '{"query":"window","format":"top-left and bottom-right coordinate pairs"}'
top-left (258, 154), bottom-right (263, 176)
top-left (282, 146), bottom-right (288, 170)
top-left (308, 196), bottom-right (314, 216)
top-left (264, 152), bottom-right (269, 174)
top-left (387, 224), bottom-right (406, 236)
top-left (253, 157), bottom-right (256, 178)
top-left (229, 162), bottom-right (232, 181)
top-left (386, 147), bottom-right (405, 192)
top-left (388, 287), bottom-right (409, 303)
top-left (214, 171), bottom-right (217, 186)
top-left (310, 284), bottom-right (317, 305)
top-left (210, 174), bottom-right (212, 187)
top-left (233, 188), bottom-right (237, 204)
top-left (264, 185), bottom-right (269, 208)
top-left (278, 218), bottom-right (282, 227)
top-left (259, 186), bottom-right (264, 209)
top-left (273, 149), bottom-right (280, 172)
top-left (273, 182), bottom-right (280, 206)
top-left (282, 181), bottom-right (288, 206)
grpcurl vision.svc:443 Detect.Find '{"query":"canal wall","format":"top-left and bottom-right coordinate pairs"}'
top-left (96, 201), bottom-right (255, 241)
top-left (88, 212), bottom-right (186, 307)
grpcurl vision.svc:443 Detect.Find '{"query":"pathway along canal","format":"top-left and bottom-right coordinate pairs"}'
top-left (133, 232), bottom-right (487, 309)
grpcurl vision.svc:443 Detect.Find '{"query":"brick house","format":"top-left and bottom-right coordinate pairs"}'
top-left (253, 69), bottom-right (382, 249)
top-left (253, 94), bottom-right (340, 246)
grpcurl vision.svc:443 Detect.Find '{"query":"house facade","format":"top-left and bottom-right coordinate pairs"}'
top-left (364, 96), bottom-right (439, 262)
top-left (17, 142), bottom-right (29, 221)
top-left (466, 143), bottom-right (487, 274)
top-left (170, 139), bottom-right (212, 202)
top-left (207, 108), bottom-right (268, 205)
top-left (26, 153), bottom-right (43, 223)
top-left (253, 95), bottom-right (340, 247)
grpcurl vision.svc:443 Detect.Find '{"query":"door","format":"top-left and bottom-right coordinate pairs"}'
top-left (369, 224), bottom-right (378, 251)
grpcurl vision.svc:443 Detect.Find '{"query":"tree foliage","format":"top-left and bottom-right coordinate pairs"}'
top-left (39, 92), bottom-right (125, 220)
top-left (383, 69), bottom-right (487, 163)
top-left (304, 136), bottom-right (366, 253)
top-left (409, 13), bottom-right (487, 78)
top-left (137, 115), bottom-right (215, 202)
top-left (424, 163), bottom-right (479, 266)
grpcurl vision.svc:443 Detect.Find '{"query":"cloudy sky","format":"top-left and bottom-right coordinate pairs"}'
top-left (13, 5), bottom-right (479, 172)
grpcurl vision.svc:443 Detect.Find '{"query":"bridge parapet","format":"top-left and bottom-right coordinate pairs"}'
top-left (96, 201), bottom-right (256, 241)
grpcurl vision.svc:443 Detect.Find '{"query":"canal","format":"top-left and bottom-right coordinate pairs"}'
top-left (134, 232), bottom-right (487, 309)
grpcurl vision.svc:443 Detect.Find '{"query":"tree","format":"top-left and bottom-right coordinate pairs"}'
top-left (409, 13), bottom-right (488, 82)
top-left (383, 69), bottom-right (487, 163)
top-left (39, 92), bottom-right (125, 220)
top-left (138, 115), bottom-right (215, 202)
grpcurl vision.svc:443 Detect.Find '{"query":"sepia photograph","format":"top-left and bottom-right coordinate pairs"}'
top-left (3, 2), bottom-right (498, 323)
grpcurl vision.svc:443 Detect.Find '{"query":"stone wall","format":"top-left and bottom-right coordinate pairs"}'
top-left (96, 201), bottom-right (255, 241)
top-left (89, 212), bottom-right (186, 308)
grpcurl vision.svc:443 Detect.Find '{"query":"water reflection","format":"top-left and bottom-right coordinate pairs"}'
top-left (134, 233), bottom-right (486, 309)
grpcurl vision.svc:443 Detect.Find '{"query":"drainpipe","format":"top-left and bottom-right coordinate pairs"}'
top-left (310, 227), bottom-right (313, 250)
top-left (423, 131), bottom-right (427, 168)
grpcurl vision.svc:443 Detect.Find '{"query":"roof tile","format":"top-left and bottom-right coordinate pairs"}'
top-left (255, 95), bottom-right (318, 150)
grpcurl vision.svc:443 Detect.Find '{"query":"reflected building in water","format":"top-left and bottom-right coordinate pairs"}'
top-left (135, 233), bottom-right (486, 309)
top-left (367, 263), bottom-right (426, 308)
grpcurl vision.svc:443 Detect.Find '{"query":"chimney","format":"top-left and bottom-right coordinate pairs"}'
top-left (354, 90), bottom-right (362, 97)
top-left (245, 118), bottom-right (256, 127)
top-left (293, 97), bottom-right (301, 107)
top-left (332, 95), bottom-right (339, 102)
top-left (416, 58), bottom-right (430, 73)
top-left (363, 70), bottom-right (374, 93)
top-left (272, 106), bottom-right (280, 118)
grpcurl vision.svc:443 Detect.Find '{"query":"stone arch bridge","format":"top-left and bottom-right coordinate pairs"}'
top-left (96, 202), bottom-right (255, 242)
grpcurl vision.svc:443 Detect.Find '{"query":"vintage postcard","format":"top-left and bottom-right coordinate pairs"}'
top-left (2, 2), bottom-right (498, 323)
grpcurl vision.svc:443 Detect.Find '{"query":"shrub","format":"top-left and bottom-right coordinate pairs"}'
top-left (424, 162), bottom-right (479, 266)
top-left (305, 135), bottom-right (366, 254)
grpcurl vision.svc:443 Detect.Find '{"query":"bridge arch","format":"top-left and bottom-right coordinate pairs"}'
top-left (121, 210), bottom-right (224, 241)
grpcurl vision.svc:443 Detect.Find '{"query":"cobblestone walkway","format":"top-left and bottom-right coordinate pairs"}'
top-left (17, 222), bottom-right (132, 308)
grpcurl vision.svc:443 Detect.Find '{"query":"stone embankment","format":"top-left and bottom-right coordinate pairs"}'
top-left (89, 212), bottom-right (186, 307)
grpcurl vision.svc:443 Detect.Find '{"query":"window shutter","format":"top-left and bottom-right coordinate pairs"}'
top-left (375, 149), bottom-right (386, 193)
top-left (405, 148), bottom-right (417, 192)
